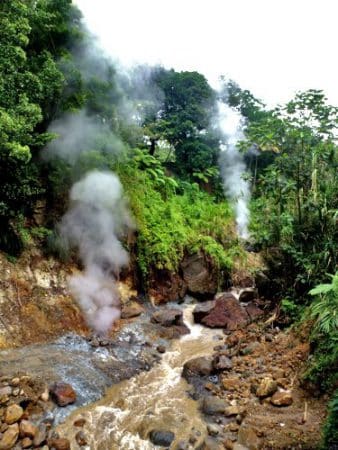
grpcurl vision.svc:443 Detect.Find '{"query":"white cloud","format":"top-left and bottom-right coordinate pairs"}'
top-left (75, 0), bottom-right (338, 107)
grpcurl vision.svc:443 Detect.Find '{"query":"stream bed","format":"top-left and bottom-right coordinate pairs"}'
top-left (57, 305), bottom-right (223, 449)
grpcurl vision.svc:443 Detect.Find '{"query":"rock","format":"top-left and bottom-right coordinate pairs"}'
top-left (73, 418), bottom-right (86, 427)
top-left (19, 420), bottom-right (37, 439)
top-left (224, 405), bottom-right (245, 417)
top-left (149, 430), bottom-right (175, 447)
top-left (201, 437), bottom-right (224, 450)
top-left (212, 355), bottom-right (232, 371)
top-left (181, 253), bottom-right (218, 296)
top-left (240, 342), bottom-right (260, 356)
top-left (222, 377), bottom-right (241, 391)
top-left (40, 387), bottom-right (49, 402)
top-left (237, 425), bottom-right (260, 450)
top-left (47, 438), bottom-right (71, 450)
top-left (174, 440), bottom-right (190, 450)
top-left (182, 357), bottom-right (214, 379)
top-left (238, 288), bottom-right (257, 303)
top-left (156, 345), bottom-right (166, 354)
top-left (9, 379), bottom-right (20, 388)
top-left (207, 423), bottom-right (220, 436)
top-left (201, 294), bottom-right (249, 330)
top-left (229, 422), bottom-right (240, 432)
top-left (148, 269), bottom-right (187, 304)
top-left (270, 390), bottom-right (293, 406)
top-left (50, 383), bottom-right (76, 406)
top-left (193, 301), bottom-right (216, 323)
top-left (0, 423), bottom-right (19, 449)
top-left (4, 405), bottom-right (23, 424)
top-left (21, 437), bottom-right (33, 448)
top-left (121, 301), bottom-right (144, 319)
top-left (151, 309), bottom-right (184, 327)
top-left (224, 440), bottom-right (234, 449)
top-left (33, 424), bottom-right (47, 447)
top-left (245, 303), bottom-right (264, 322)
top-left (201, 396), bottom-right (228, 415)
top-left (75, 430), bottom-right (88, 446)
top-left (233, 444), bottom-right (249, 450)
top-left (0, 388), bottom-right (11, 398)
top-left (256, 377), bottom-right (278, 398)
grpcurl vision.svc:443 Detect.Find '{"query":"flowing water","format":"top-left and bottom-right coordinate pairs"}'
top-left (58, 305), bottom-right (223, 449)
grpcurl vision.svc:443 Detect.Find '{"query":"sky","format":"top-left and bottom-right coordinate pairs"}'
top-left (75, 0), bottom-right (338, 108)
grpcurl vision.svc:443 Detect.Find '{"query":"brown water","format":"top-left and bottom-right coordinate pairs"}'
top-left (58, 306), bottom-right (223, 449)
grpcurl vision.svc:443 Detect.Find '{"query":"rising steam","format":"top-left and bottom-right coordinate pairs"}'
top-left (218, 102), bottom-right (250, 239)
top-left (59, 171), bottom-right (133, 334)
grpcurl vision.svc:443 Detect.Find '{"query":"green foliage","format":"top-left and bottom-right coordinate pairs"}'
top-left (303, 273), bottom-right (338, 391)
top-left (0, 0), bottom-right (77, 253)
top-left (280, 298), bottom-right (303, 322)
top-left (322, 390), bottom-right (338, 448)
top-left (248, 90), bottom-right (338, 297)
top-left (118, 158), bottom-right (235, 279)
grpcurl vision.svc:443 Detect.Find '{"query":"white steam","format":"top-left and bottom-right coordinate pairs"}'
top-left (59, 171), bottom-right (133, 334)
top-left (44, 111), bottom-right (124, 165)
top-left (218, 102), bottom-right (250, 239)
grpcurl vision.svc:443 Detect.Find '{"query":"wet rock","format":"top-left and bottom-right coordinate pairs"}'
top-left (149, 430), bottom-right (175, 447)
top-left (156, 345), bottom-right (166, 354)
top-left (121, 302), bottom-right (144, 319)
top-left (212, 355), bottom-right (232, 371)
top-left (256, 377), bottom-right (278, 398)
top-left (47, 437), bottom-right (71, 450)
top-left (181, 253), bottom-right (218, 296)
top-left (238, 288), bottom-right (257, 303)
top-left (73, 418), bottom-right (86, 427)
top-left (49, 383), bottom-right (76, 407)
top-left (193, 301), bottom-right (216, 323)
top-left (200, 294), bottom-right (249, 330)
top-left (19, 420), bottom-right (37, 439)
top-left (0, 423), bottom-right (19, 449)
top-left (151, 309), bottom-right (184, 327)
top-left (75, 430), bottom-right (88, 446)
top-left (4, 405), bottom-right (23, 424)
top-left (201, 396), bottom-right (228, 415)
top-left (237, 425), bottom-right (260, 450)
top-left (270, 390), bottom-right (293, 406)
top-left (182, 357), bottom-right (214, 379)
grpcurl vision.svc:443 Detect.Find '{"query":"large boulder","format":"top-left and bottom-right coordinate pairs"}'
top-left (149, 430), bottom-right (175, 447)
top-left (199, 294), bottom-right (249, 330)
top-left (148, 269), bottom-right (187, 304)
top-left (193, 300), bottom-right (215, 323)
top-left (181, 253), bottom-right (218, 296)
top-left (182, 356), bottom-right (214, 379)
top-left (151, 309), bottom-right (184, 327)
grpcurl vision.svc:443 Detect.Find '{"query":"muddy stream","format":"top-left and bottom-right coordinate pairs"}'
top-left (58, 305), bottom-right (222, 449)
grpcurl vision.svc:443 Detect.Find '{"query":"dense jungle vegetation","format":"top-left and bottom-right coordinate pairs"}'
top-left (0, 1), bottom-right (337, 445)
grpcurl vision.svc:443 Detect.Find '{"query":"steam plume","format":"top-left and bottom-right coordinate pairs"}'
top-left (218, 101), bottom-right (250, 239)
top-left (59, 171), bottom-right (133, 334)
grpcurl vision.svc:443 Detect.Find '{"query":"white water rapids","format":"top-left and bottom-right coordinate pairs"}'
top-left (58, 306), bottom-right (223, 449)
